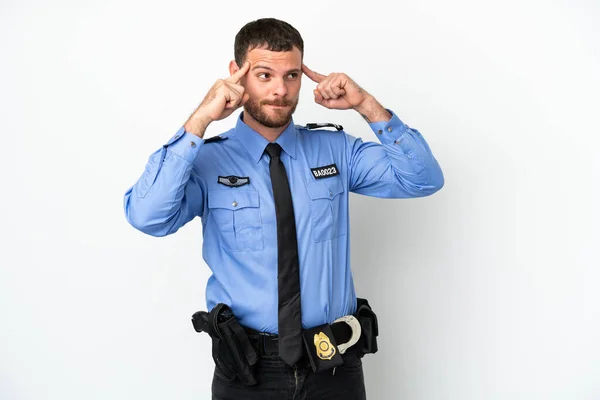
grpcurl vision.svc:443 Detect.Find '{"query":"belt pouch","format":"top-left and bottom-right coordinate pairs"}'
top-left (355, 298), bottom-right (379, 355)
top-left (301, 323), bottom-right (344, 373)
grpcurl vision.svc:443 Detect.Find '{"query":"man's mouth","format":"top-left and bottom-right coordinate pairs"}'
top-left (263, 101), bottom-right (292, 108)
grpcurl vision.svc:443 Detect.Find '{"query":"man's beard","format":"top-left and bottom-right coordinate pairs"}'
top-left (244, 97), bottom-right (298, 128)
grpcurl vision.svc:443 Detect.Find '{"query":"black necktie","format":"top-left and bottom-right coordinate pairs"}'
top-left (265, 142), bottom-right (303, 366)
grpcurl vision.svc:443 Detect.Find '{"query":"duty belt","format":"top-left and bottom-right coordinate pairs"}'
top-left (192, 298), bottom-right (379, 380)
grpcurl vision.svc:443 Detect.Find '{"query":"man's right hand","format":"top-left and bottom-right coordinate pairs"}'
top-left (184, 61), bottom-right (251, 137)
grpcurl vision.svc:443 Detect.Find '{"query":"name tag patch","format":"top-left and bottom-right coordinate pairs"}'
top-left (311, 164), bottom-right (340, 179)
top-left (218, 176), bottom-right (250, 187)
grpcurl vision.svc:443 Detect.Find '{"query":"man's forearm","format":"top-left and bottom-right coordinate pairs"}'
top-left (354, 95), bottom-right (392, 123)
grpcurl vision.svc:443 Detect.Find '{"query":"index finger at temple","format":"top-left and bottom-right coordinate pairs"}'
top-left (227, 61), bottom-right (251, 83)
top-left (302, 63), bottom-right (325, 83)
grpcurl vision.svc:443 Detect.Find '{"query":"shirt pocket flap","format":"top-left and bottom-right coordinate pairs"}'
top-left (208, 190), bottom-right (259, 210)
top-left (306, 178), bottom-right (344, 200)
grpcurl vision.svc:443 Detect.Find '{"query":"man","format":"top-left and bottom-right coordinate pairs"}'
top-left (124, 17), bottom-right (443, 399)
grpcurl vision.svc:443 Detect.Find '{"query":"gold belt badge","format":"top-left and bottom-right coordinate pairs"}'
top-left (314, 332), bottom-right (336, 360)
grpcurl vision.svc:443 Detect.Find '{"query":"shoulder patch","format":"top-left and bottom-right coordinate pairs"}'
top-left (305, 123), bottom-right (343, 131)
top-left (204, 136), bottom-right (228, 144)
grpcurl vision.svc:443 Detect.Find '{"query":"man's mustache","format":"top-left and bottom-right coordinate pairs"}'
top-left (261, 99), bottom-right (294, 107)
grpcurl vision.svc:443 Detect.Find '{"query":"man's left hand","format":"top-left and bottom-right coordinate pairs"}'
top-left (302, 64), bottom-right (370, 111)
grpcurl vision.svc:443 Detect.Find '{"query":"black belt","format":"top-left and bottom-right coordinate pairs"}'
top-left (245, 321), bottom-right (354, 357)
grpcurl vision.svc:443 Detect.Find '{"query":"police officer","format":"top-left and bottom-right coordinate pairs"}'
top-left (124, 17), bottom-right (444, 400)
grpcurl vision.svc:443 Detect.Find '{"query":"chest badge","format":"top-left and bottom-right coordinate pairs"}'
top-left (311, 163), bottom-right (340, 180)
top-left (218, 176), bottom-right (250, 187)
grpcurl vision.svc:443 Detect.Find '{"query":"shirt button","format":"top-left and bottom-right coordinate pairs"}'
top-left (329, 191), bottom-right (333, 196)
top-left (174, 134), bottom-right (180, 139)
top-left (408, 155), bottom-right (413, 159)
top-left (190, 141), bottom-right (196, 147)
top-left (377, 129), bottom-right (383, 135)
top-left (387, 126), bottom-right (393, 132)
top-left (232, 201), bottom-right (238, 207)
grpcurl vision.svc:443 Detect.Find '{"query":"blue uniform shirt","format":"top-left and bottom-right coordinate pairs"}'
top-left (124, 109), bottom-right (444, 333)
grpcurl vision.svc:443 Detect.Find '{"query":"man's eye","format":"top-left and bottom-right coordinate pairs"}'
top-left (288, 73), bottom-right (298, 79)
top-left (258, 73), bottom-right (270, 79)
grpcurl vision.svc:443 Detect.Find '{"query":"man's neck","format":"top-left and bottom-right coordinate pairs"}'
top-left (242, 111), bottom-right (290, 143)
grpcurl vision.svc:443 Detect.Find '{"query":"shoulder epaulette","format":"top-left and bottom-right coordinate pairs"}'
top-left (204, 136), bottom-right (228, 143)
top-left (304, 123), bottom-right (344, 131)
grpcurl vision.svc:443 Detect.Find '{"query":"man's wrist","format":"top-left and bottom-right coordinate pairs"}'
top-left (183, 112), bottom-right (212, 138)
top-left (354, 95), bottom-right (392, 123)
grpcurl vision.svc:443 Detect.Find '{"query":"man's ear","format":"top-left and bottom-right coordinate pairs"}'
top-left (228, 60), bottom-right (239, 76)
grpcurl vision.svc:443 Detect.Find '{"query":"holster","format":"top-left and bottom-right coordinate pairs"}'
top-left (191, 303), bottom-right (258, 386)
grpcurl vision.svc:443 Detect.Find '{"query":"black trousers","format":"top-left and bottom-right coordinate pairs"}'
top-left (211, 349), bottom-right (367, 400)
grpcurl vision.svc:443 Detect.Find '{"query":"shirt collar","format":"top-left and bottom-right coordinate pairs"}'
top-left (234, 112), bottom-right (298, 163)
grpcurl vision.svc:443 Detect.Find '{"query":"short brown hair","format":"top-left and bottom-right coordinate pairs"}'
top-left (234, 18), bottom-right (304, 66)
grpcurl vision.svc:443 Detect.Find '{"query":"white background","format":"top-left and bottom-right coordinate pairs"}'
top-left (1, 0), bottom-right (599, 399)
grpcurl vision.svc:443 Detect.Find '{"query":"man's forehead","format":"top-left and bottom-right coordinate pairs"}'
top-left (246, 46), bottom-right (302, 68)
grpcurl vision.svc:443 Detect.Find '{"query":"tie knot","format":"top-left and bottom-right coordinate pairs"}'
top-left (265, 142), bottom-right (282, 159)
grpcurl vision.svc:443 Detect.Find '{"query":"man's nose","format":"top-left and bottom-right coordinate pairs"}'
top-left (272, 78), bottom-right (288, 97)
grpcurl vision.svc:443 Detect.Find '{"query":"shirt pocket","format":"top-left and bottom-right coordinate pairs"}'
top-left (207, 189), bottom-right (264, 251)
top-left (306, 177), bottom-right (346, 242)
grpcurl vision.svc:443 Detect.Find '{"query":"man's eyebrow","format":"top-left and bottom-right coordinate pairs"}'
top-left (251, 65), bottom-right (301, 74)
